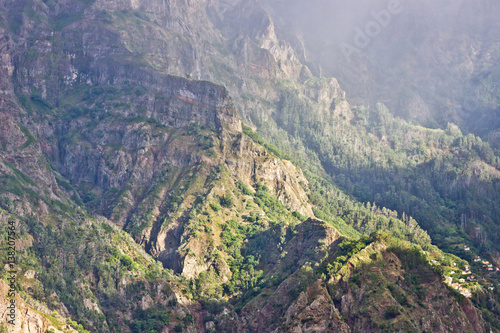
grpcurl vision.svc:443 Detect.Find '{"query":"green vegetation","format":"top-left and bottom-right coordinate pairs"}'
top-left (237, 181), bottom-right (253, 196)
top-left (128, 304), bottom-right (170, 333)
top-left (221, 217), bottom-right (264, 295)
top-left (243, 124), bottom-right (288, 159)
top-left (19, 125), bottom-right (37, 148)
top-left (255, 88), bottom-right (500, 256)
top-left (253, 183), bottom-right (299, 226)
top-left (324, 236), bottom-right (374, 279)
top-left (218, 192), bottom-right (234, 208)
top-left (67, 318), bottom-right (90, 333)
top-left (2, 1), bottom-right (500, 331)
top-left (384, 305), bottom-right (400, 319)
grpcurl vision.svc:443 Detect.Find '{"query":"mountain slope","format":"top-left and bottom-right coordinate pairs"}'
top-left (0, 0), bottom-right (500, 332)
top-left (263, 0), bottom-right (500, 135)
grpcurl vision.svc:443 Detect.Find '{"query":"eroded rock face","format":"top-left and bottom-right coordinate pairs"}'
top-left (0, 280), bottom-right (77, 333)
top-left (282, 282), bottom-right (350, 333)
top-left (236, 219), bottom-right (344, 332)
top-left (0, 0), bottom-right (316, 287)
top-left (0, 1), bottom-right (496, 332)
top-left (224, 133), bottom-right (313, 216)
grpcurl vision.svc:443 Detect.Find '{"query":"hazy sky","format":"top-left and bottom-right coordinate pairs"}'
top-left (261, 0), bottom-right (500, 129)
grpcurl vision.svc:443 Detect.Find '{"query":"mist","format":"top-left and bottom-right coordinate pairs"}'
top-left (262, 0), bottom-right (500, 134)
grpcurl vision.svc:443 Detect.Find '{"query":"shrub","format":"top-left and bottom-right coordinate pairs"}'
top-left (384, 305), bottom-right (400, 319)
top-left (219, 193), bottom-right (234, 208)
top-left (210, 202), bottom-right (221, 212)
top-left (237, 181), bottom-right (253, 196)
top-left (120, 255), bottom-right (133, 268)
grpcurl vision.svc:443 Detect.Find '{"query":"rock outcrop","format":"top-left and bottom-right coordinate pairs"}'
top-left (0, 280), bottom-right (77, 333)
top-left (0, 0), bottom-right (496, 332)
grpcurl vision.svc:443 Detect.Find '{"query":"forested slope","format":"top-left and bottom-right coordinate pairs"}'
top-left (0, 0), bottom-right (499, 332)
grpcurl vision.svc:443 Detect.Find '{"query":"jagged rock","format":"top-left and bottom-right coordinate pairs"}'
top-left (0, 0), bottom-right (496, 332)
top-left (0, 280), bottom-right (77, 333)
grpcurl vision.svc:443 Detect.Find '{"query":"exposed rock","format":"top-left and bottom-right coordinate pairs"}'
top-left (0, 280), bottom-right (77, 333)
top-left (23, 270), bottom-right (36, 279)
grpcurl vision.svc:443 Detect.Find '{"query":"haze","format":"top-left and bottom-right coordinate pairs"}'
top-left (263, 0), bottom-right (500, 134)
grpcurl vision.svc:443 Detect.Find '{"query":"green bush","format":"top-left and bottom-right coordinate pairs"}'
top-left (242, 124), bottom-right (287, 159)
top-left (129, 304), bottom-right (170, 333)
top-left (67, 318), bottom-right (90, 333)
top-left (384, 305), bottom-right (400, 319)
top-left (120, 255), bottom-right (133, 268)
top-left (237, 181), bottom-right (253, 196)
top-left (210, 202), bottom-right (221, 212)
top-left (219, 192), bottom-right (234, 208)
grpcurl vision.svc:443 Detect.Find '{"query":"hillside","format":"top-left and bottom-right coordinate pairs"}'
top-left (0, 0), bottom-right (499, 332)
top-left (263, 0), bottom-right (500, 135)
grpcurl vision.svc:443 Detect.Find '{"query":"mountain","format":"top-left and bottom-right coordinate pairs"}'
top-left (262, 0), bottom-right (500, 134)
top-left (0, 0), bottom-right (499, 332)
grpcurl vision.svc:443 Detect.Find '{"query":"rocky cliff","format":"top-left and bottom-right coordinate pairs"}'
top-left (0, 0), bottom-right (498, 332)
top-left (0, 277), bottom-right (79, 333)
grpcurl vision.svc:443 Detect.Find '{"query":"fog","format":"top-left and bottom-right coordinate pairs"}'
top-left (262, 0), bottom-right (500, 132)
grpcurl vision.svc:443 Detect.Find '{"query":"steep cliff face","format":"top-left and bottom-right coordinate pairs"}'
top-left (195, 221), bottom-right (488, 333)
top-left (0, 0), bottom-right (318, 320)
top-left (0, 279), bottom-right (79, 333)
top-left (237, 219), bottom-right (344, 332)
top-left (0, 0), bottom-right (498, 332)
top-left (223, 133), bottom-right (313, 216)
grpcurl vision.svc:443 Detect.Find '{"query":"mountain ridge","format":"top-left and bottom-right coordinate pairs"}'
top-left (0, 0), bottom-right (499, 332)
